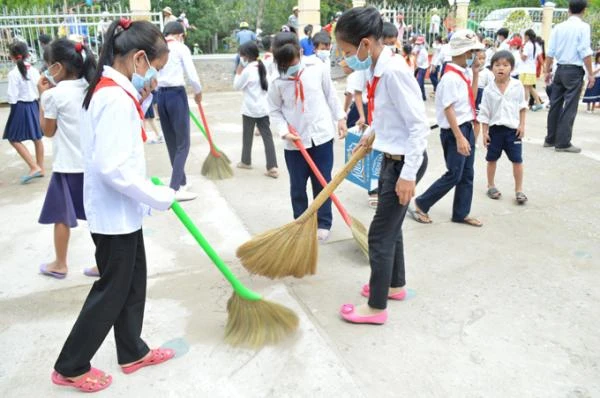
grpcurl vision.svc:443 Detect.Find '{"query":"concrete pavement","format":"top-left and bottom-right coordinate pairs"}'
top-left (0, 83), bottom-right (599, 397)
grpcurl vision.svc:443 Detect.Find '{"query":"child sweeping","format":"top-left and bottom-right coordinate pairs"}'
top-left (38, 38), bottom-right (100, 279)
top-left (234, 41), bottom-right (279, 178)
top-left (3, 41), bottom-right (45, 184)
top-left (335, 7), bottom-right (429, 324)
top-left (268, 32), bottom-right (347, 242)
top-left (51, 19), bottom-right (176, 393)
top-left (479, 51), bottom-right (529, 204)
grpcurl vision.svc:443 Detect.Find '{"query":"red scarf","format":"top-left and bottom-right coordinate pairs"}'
top-left (444, 64), bottom-right (476, 120)
top-left (366, 76), bottom-right (380, 125)
top-left (288, 69), bottom-right (305, 112)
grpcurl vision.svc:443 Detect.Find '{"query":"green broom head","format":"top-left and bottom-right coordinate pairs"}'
top-left (201, 152), bottom-right (234, 180)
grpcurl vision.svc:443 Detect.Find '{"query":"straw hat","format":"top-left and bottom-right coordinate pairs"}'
top-left (240, 21), bottom-right (249, 28)
top-left (162, 7), bottom-right (173, 15)
top-left (448, 29), bottom-right (484, 56)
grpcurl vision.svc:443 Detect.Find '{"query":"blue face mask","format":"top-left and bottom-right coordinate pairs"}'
top-left (240, 58), bottom-right (249, 67)
top-left (43, 64), bottom-right (60, 86)
top-left (344, 41), bottom-right (372, 71)
top-left (316, 50), bottom-right (330, 62)
top-left (466, 53), bottom-right (475, 68)
top-left (285, 62), bottom-right (302, 77)
top-left (131, 52), bottom-right (158, 93)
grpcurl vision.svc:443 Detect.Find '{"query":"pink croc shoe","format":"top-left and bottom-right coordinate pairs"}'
top-left (340, 304), bottom-right (387, 325)
top-left (361, 284), bottom-right (407, 300)
top-left (122, 348), bottom-right (175, 374)
top-left (51, 367), bottom-right (112, 393)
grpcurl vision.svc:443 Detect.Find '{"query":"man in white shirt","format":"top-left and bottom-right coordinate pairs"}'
top-left (288, 6), bottom-right (300, 31)
top-left (429, 8), bottom-right (441, 43)
top-left (414, 36), bottom-right (429, 101)
top-left (544, 0), bottom-right (595, 153)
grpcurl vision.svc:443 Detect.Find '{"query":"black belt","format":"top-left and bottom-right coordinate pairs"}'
top-left (384, 153), bottom-right (404, 161)
top-left (158, 86), bottom-right (185, 91)
top-left (557, 64), bottom-right (584, 69)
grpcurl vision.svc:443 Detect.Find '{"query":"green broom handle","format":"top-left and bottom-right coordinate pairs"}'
top-left (189, 111), bottom-right (222, 152)
top-left (151, 177), bottom-right (261, 302)
top-left (196, 104), bottom-right (222, 158)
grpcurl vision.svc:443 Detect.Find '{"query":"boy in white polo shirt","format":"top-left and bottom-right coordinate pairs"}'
top-left (479, 50), bottom-right (528, 204)
top-left (413, 29), bottom-right (484, 227)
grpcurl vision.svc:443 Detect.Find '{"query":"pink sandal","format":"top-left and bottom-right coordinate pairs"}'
top-left (340, 304), bottom-right (387, 325)
top-left (361, 284), bottom-right (407, 300)
top-left (51, 367), bottom-right (112, 393)
top-left (121, 348), bottom-right (175, 374)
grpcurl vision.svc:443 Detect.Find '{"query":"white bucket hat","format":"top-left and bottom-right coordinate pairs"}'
top-left (448, 29), bottom-right (484, 56)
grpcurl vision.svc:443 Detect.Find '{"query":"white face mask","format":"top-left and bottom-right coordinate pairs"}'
top-left (316, 50), bottom-right (330, 62)
top-left (240, 58), bottom-right (249, 67)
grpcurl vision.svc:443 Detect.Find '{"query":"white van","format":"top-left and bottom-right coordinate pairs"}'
top-left (479, 7), bottom-right (568, 37)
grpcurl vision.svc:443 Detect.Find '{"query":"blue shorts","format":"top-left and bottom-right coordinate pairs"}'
top-left (486, 125), bottom-right (523, 164)
top-left (475, 87), bottom-right (484, 113)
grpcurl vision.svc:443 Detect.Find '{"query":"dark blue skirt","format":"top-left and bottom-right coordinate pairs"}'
top-left (3, 101), bottom-right (43, 142)
top-left (582, 78), bottom-right (600, 103)
top-left (38, 172), bottom-right (86, 227)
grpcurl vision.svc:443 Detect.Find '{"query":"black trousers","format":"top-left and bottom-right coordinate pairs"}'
top-left (241, 115), bottom-right (278, 169)
top-left (368, 151), bottom-right (428, 310)
top-left (54, 229), bottom-right (150, 377)
top-left (545, 64), bottom-right (585, 149)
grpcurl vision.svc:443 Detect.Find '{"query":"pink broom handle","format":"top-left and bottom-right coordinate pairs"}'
top-left (197, 103), bottom-right (221, 158)
top-left (288, 124), bottom-right (353, 227)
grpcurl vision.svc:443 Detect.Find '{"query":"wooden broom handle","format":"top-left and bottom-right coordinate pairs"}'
top-left (297, 133), bottom-right (376, 223)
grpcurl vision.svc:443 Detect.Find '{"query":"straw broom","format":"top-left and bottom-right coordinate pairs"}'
top-left (195, 104), bottom-right (234, 180)
top-left (236, 134), bottom-right (376, 279)
top-left (189, 111), bottom-right (231, 164)
top-left (151, 177), bottom-right (298, 347)
top-left (288, 124), bottom-right (368, 257)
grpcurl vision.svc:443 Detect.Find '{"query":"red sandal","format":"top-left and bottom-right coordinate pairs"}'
top-left (51, 367), bottom-right (112, 393)
top-left (121, 348), bottom-right (175, 374)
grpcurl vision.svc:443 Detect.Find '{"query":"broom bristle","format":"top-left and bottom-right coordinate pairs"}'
top-left (350, 215), bottom-right (369, 258)
top-left (202, 154), bottom-right (234, 180)
top-left (225, 293), bottom-right (299, 347)
top-left (236, 215), bottom-right (318, 279)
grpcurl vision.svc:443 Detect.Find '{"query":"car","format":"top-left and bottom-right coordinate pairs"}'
top-left (479, 7), bottom-right (568, 37)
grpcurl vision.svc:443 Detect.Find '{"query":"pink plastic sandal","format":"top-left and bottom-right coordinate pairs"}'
top-left (361, 284), bottom-right (407, 300)
top-left (51, 367), bottom-right (112, 393)
top-left (121, 348), bottom-right (175, 374)
top-left (340, 304), bottom-right (387, 325)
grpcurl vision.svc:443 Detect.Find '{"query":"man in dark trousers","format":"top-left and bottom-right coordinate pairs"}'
top-left (544, 0), bottom-right (595, 153)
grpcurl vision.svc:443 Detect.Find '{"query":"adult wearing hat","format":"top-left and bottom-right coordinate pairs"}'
top-left (430, 8), bottom-right (441, 42)
top-left (288, 6), bottom-right (300, 30)
top-left (236, 22), bottom-right (256, 46)
top-left (162, 7), bottom-right (177, 24)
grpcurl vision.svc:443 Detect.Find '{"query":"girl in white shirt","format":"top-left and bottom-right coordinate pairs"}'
top-left (51, 19), bottom-right (176, 393)
top-left (234, 41), bottom-right (278, 177)
top-left (268, 32), bottom-right (347, 242)
top-left (3, 41), bottom-right (44, 184)
top-left (519, 29), bottom-right (543, 111)
top-left (38, 38), bottom-right (99, 280)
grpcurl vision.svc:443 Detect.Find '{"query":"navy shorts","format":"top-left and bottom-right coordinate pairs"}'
top-left (475, 87), bottom-right (484, 114)
top-left (486, 125), bottom-right (523, 164)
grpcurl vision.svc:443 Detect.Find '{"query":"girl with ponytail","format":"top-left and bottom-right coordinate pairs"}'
top-left (37, 38), bottom-right (99, 280)
top-left (234, 41), bottom-right (279, 177)
top-left (3, 41), bottom-right (44, 184)
top-left (51, 19), bottom-right (176, 393)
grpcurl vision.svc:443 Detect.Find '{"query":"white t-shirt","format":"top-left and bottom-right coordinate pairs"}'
top-left (478, 78), bottom-right (528, 129)
top-left (346, 71), bottom-right (367, 104)
top-left (233, 61), bottom-right (269, 118)
top-left (521, 41), bottom-right (537, 74)
top-left (511, 50), bottom-right (522, 77)
top-left (416, 47), bottom-right (430, 69)
top-left (484, 48), bottom-right (495, 68)
top-left (41, 78), bottom-right (88, 172)
top-left (430, 15), bottom-right (441, 34)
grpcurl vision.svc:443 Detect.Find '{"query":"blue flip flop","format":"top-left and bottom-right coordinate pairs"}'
top-left (39, 263), bottom-right (67, 279)
top-left (20, 171), bottom-right (43, 185)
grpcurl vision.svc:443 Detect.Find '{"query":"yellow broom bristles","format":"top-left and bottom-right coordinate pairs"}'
top-left (236, 215), bottom-right (318, 279)
top-left (225, 293), bottom-right (299, 347)
top-left (350, 215), bottom-right (369, 258)
top-left (202, 153), bottom-right (234, 180)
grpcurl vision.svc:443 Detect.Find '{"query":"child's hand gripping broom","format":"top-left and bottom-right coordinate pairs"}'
top-left (152, 177), bottom-right (298, 347)
top-left (288, 124), bottom-right (368, 257)
top-left (236, 133), bottom-right (377, 279)
top-left (193, 104), bottom-right (234, 180)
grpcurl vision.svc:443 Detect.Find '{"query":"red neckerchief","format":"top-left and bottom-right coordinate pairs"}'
top-left (444, 64), bottom-right (476, 120)
top-left (366, 76), bottom-right (380, 125)
top-left (94, 77), bottom-right (147, 142)
top-left (288, 69), bottom-right (305, 112)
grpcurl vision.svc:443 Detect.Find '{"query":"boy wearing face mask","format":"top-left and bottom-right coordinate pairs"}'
top-left (382, 22), bottom-right (400, 54)
top-left (412, 29), bottom-right (484, 227)
top-left (156, 21), bottom-right (202, 202)
top-left (307, 31), bottom-right (333, 74)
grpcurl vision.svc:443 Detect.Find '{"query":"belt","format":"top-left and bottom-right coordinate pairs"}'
top-left (158, 86), bottom-right (185, 91)
top-left (384, 153), bottom-right (404, 161)
top-left (557, 64), bottom-right (583, 69)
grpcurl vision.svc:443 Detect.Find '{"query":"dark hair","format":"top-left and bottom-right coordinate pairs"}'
top-left (9, 41), bottom-right (29, 80)
top-left (239, 41), bottom-right (268, 91)
top-left (39, 33), bottom-right (51, 45)
top-left (496, 28), bottom-right (509, 39)
top-left (402, 43), bottom-right (412, 56)
top-left (83, 20), bottom-right (168, 109)
top-left (595, 51), bottom-right (600, 63)
top-left (272, 32), bottom-right (300, 74)
top-left (163, 21), bottom-right (185, 36)
top-left (490, 50), bottom-right (515, 69)
top-left (304, 24), bottom-right (313, 36)
top-left (335, 7), bottom-right (383, 47)
top-left (569, 0), bottom-right (587, 14)
top-left (524, 29), bottom-right (537, 57)
top-left (262, 35), bottom-right (272, 51)
top-left (312, 31), bottom-right (331, 48)
top-left (382, 22), bottom-right (398, 39)
top-left (48, 39), bottom-right (97, 83)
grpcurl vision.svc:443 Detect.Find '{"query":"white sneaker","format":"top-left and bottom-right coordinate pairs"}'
top-left (317, 228), bottom-right (330, 242)
top-left (180, 182), bottom-right (193, 191)
top-left (175, 190), bottom-right (198, 202)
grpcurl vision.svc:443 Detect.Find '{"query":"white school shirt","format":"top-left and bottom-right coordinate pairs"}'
top-left (233, 61), bottom-right (269, 118)
top-left (81, 66), bottom-right (175, 235)
top-left (435, 63), bottom-right (475, 129)
top-left (478, 78), bottom-right (528, 130)
top-left (511, 50), bottom-right (522, 77)
top-left (431, 43), bottom-right (442, 66)
top-left (304, 54), bottom-right (332, 76)
top-left (366, 47), bottom-right (429, 181)
top-left (521, 41), bottom-right (537, 74)
top-left (440, 43), bottom-right (452, 63)
top-left (484, 47), bottom-right (495, 68)
top-left (478, 68), bottom-right (494, 89)
top-left (157, 40), bottom-right (202, 93)
top-left (345, 70), bottom-right (367, 104)
top-left (40, 78), bottom-right (87, 173)
top-left (6, 64), bottom-right (39, 104)
top-left (268, 60), bottom-right (345, 151)
top-left (498, 39), bottom-right (510, 52)
top-left (416, 47), bottom-right (429, 69)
